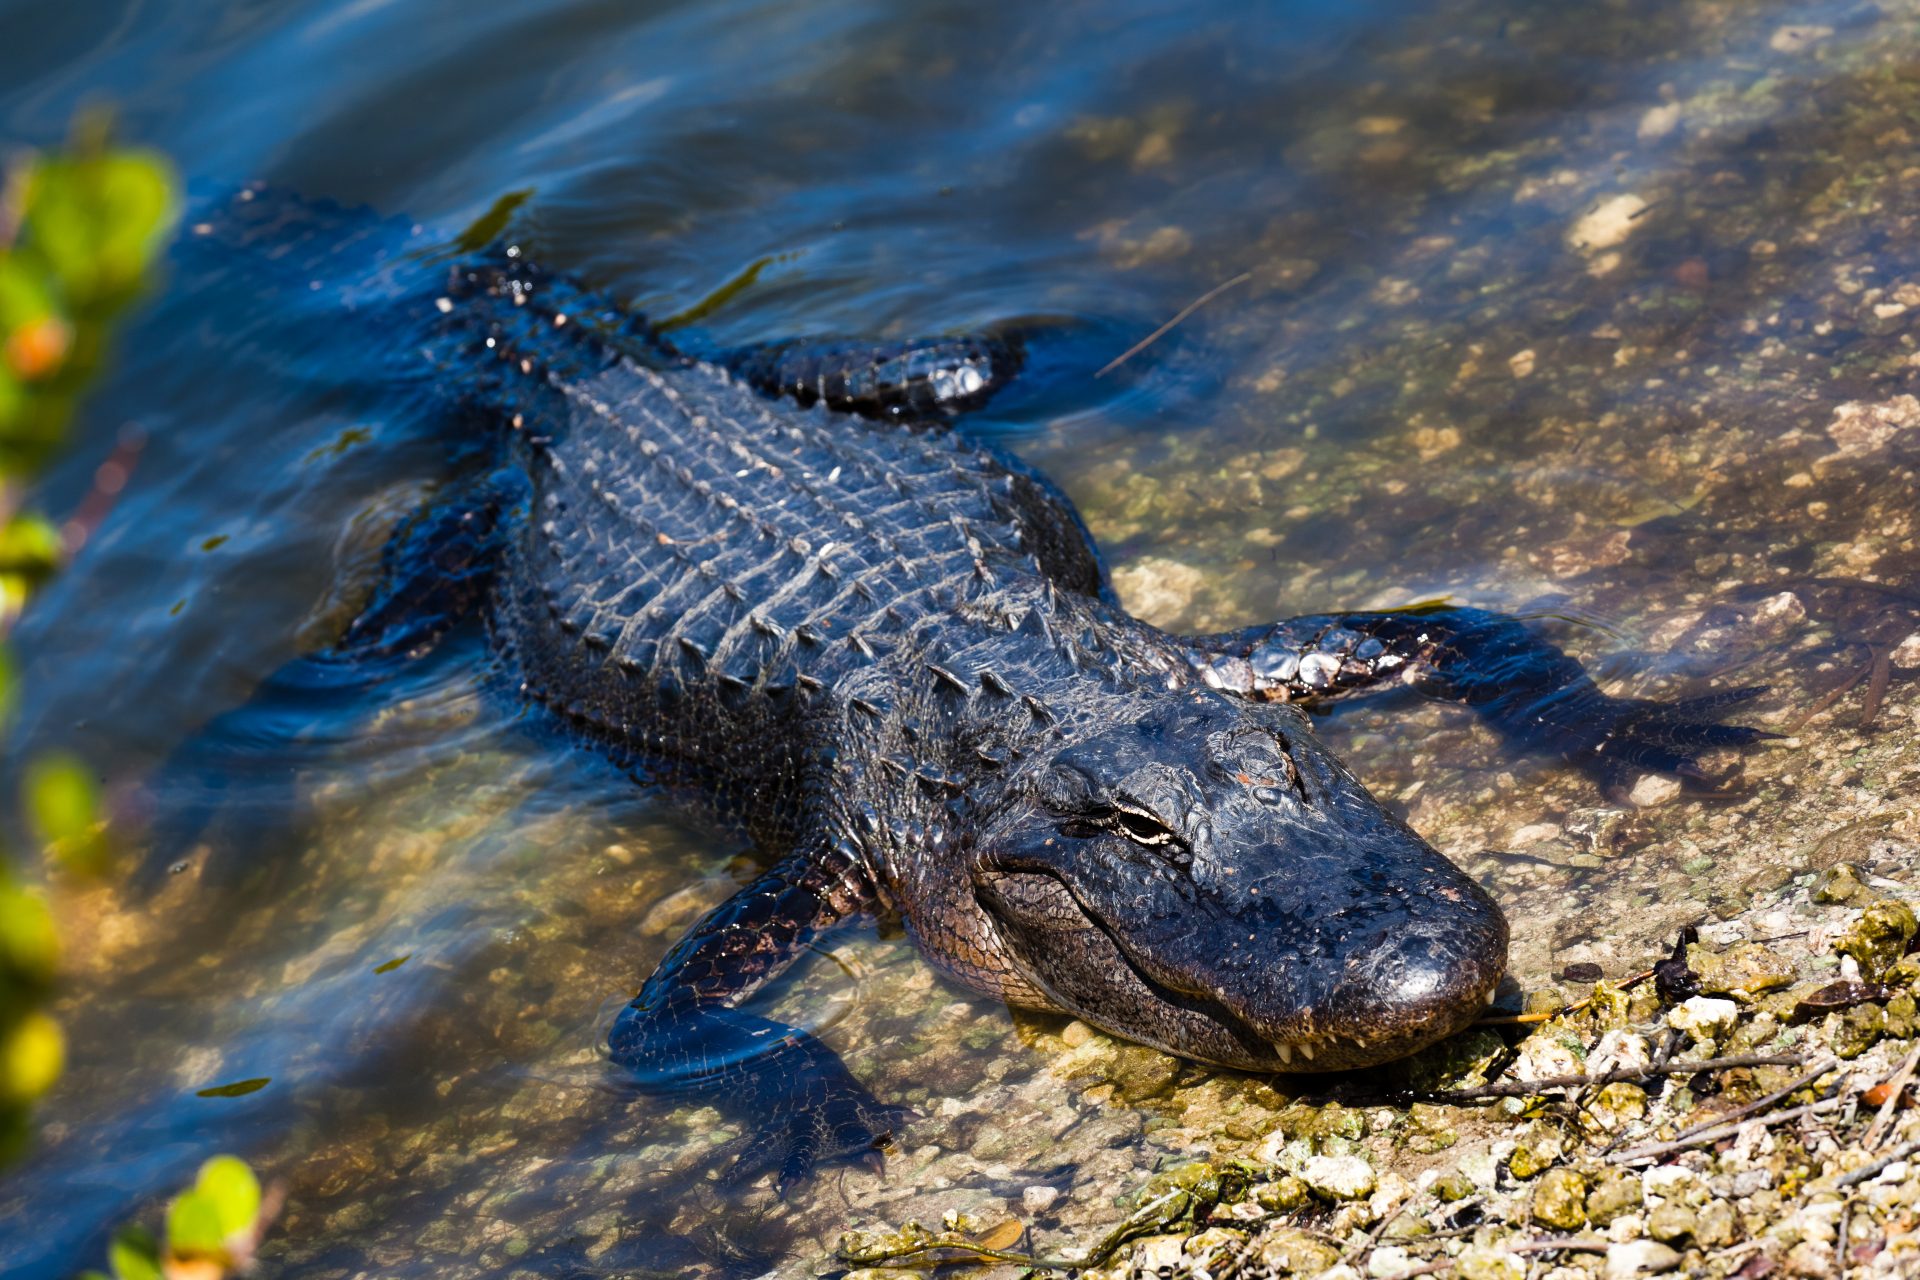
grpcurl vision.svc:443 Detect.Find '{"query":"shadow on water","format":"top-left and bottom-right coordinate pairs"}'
top-left (1, 0), bottom-right (1915, 1274)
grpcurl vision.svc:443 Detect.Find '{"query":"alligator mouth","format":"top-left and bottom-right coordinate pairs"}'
top-left (974, 865), bottom-right (1314, 1072)
top-left (974, 861), bottom-right (1499, 1073)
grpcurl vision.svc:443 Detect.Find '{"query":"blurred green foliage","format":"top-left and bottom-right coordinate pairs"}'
top-left (0, 117), bottom-right (175, 1164)
top-left (3, 127), bottom-right (267, 1280)
top-left (82, 1155), bottom-right (273, 1280)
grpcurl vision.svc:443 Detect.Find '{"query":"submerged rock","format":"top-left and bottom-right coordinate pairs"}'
top-left (1836, 900), bottom-right (1918, 981)
top-left (1531, 1167), bottom-right (1588, 1229)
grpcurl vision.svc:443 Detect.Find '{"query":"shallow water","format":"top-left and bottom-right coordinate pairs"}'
top-left (7, 0), bottom-right (1920, 1274)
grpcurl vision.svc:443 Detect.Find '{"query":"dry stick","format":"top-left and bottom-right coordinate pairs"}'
top-left (1474, 968), bottom-right (1654, 1027)
top-left (1094, 271), bottom-right (1252, 377)
top-left (1663, 1056), bottom-right (1842, 1145)
top-left (1612, 1094), bottom-right (1849, 1164)
top-left (1861, 645), bottom-right (1893, 727)
top-left (1379, 1262), bottom-right (1453, 1280)
top-left (1837, 1134), bottom-right (1920, 1188)
top-left (1417, 1053), bottom-right (1806, 1103)
top-left (1787, 655), bottom-right (1873, 731)
top-left (1510, 1238), bottom-right (1610, 1256)
top-left (1863, 1040), bottom-right (1920, 1151)
top-left (1340, 1193), bottom-right (1411, 1267)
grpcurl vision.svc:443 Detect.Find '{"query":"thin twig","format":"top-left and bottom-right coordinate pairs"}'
top-left (1613, 1095), bottom-right (1848, 1164)
top-left (1510, 1238), bottom-right (1610, 1255)
top-left (1379, 1262), bottom-right (1453, 1280)
top-left (1787, 654), bottom-right (1873, 731)
top-left (1861, 646), bottom-right (1893, 727)
top-left (1836, 1135), bottom-right (1920, 1188)
top-left (1666, 1057), bottom-right (1841, 1145)
top-left (1864, 1041), bottom-right (1920, 1151)
top-left (1414, 1053), bottom-right (1805, 1103)
top-left (1341, 1193), bottom-right (1411, 1266)
top-left (1095, 272), bottom-right (1251, 377)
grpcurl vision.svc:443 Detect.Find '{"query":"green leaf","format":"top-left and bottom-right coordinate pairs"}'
top-left (0, 881), bottom-right (59, 980)
top-left (107, 1225), bottom-right (161, 1280)
top-left (87, 154), bottom-right (175, 295)
top-left (194, 1154), bottom-right (261, 1238)
top-left (0, 258), bottom-right (57, 330)
top-left (0, 514), bottom-right (62, 580)
top-left (165, 1190), bottom-right (225, 1257)
top-left (194, 1076), bottom-right (270, 1098)
top-left (452, 187), bottom-right (533, 254)
top-left (0, 1010), bottom-right (64, 1102)
top-left (372, 954), bottom-right (410, 974)
top-left (23, 752), bottom-right (98, 849)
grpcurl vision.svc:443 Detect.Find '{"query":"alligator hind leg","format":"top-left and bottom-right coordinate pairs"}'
top-left (134, 469), bottom-right (523, 892)
top-left (609, 844), bottom-right (910, 1195)
top-left (723, 332), bottom-right (1027, 421)
top-left (1179, 605), bottom-right (1776, 796)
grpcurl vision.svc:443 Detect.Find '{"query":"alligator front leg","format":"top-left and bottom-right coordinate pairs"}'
top-left (1180, 605), bottom-right (1774, 795)
top-left (610, 846), bottom-right (910, 1195)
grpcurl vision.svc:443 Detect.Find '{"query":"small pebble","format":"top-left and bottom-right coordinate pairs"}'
top-left (1021, 1185), bottom-right (1059, 1215)
top-left (1628, 774), bottom-right (1683, 808)
top-left (1302, 1154), bottom-right (1375, 1200)
top-left (1891, 632), bottom-right (1920, 670)
top-left (1669, 996), bottom-right (1739, 1040)
top-left (1605, 1239), bottom-right (1682, 1277)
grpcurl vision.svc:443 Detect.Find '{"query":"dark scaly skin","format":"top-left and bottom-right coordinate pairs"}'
top-left (158, 189), bottom-right (1771, 1189)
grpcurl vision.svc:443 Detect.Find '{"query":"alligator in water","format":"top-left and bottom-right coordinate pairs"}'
top-left (152, 187), bottom-right (1770, 1191)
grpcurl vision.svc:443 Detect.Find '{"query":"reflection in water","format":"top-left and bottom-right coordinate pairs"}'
top-left (3, 0), bottom-right (1919, 1274)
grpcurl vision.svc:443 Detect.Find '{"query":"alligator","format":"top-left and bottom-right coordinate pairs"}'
top-left (153, 187), bottom-right (1770, 1192)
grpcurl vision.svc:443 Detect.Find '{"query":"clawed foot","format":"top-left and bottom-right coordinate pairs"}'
top-left (716, 1078), bottom-right (915, 1197)
top-left (1571, 684), bottom-right (1779, 796)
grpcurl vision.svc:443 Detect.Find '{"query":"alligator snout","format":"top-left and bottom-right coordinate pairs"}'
top-left (1260, 880), bottom-right (1510, 1070)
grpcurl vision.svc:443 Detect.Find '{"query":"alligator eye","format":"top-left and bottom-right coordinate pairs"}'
top-left (1110, 806), bottom-right (1177, 847)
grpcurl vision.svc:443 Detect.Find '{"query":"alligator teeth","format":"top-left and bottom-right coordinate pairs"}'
top-left (1275, 1043), bottom-right (1293, 1066)
top-left (1298, 1042), bottom-right (1315, 1062)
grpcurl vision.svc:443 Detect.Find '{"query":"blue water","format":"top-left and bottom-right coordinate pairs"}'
top-left (0, 0), bottom-right (1883, 1274)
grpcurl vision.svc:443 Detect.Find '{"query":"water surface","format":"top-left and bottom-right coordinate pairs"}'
top-left (6, 0), bottom-right (1920, 1274)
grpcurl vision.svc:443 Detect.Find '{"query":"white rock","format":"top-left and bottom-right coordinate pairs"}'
top-left (1750, 590), bottom-right (1806, 637)
top-left (1642, 1166), bottom-right (1705, 1206)
top-left (1368, 1246), bottom-right (1414, 1278)
top-left (1627, 774), bottom-right (1683, 808)
top-left (1510, 348), bottom-right (1537, 378)
top-left (1828, 396), bottom-right (1920, 456)
top-left (1302, 1154), bottom-right (1376, 1200)
top-left (1770, 24), bottom-right (1832, 53)
top-left (1638, 103), bottom-right (1681, 141)
top-left (1111, 556), bottom-right (1207, 628)
top-left (1890, 633), bottom-right (1920, 670)
top-left (1510, 1030), bottom-right (1584, 1083)
top-left (1606, 1240), bottom-right (1682, 1277)
top-left (1588, 1030), bottom-right (1653, 1077)
top-left (1669, 996), bottom-right (1739, 1040)
top-left (1129, 1235), bottom-right (1185, 1274)
top-left (1569, 194), bottom-right (1649, 252)
top-left (1021, 1184), bottom-right (1059, 1215)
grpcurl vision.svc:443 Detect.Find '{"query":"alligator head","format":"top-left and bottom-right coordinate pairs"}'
top-left (970, 689), bottom-right (1507, 1072)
